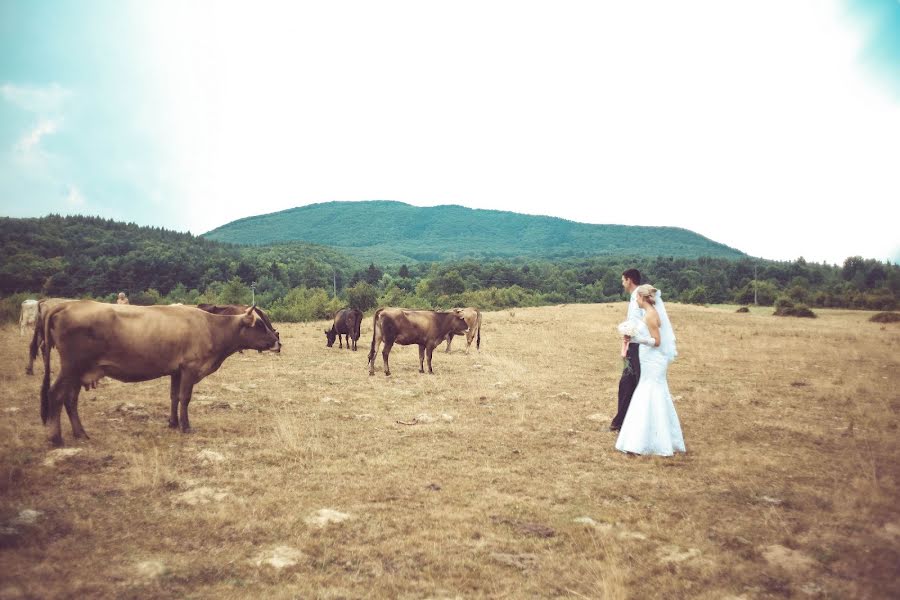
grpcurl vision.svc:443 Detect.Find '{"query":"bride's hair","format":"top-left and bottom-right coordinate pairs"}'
top-left (636, 284), bottom-right (658, 305)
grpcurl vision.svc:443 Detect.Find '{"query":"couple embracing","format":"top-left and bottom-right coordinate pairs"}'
top-left (609, 269), bottom-right (685, 456)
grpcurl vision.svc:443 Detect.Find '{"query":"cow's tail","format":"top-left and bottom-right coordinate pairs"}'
top-left (367, 308), bottom-right (383, 364)
top-left (476, 314), bottom-right (482, 350)
top-left (39, 308), bottom-right (56, 424)
top-left (354, 310), bottom-right (362, 342)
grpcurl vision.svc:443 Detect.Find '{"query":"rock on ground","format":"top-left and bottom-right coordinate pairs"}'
top-left (304, 509), bottom-right (352, 528)
top-left (254, 546), bottom-right (304, 569)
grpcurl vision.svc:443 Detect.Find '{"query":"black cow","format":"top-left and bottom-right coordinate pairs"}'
top-left (326, 308), bottom-right (362, 350)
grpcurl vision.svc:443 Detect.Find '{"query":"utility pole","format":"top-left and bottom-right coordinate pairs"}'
top-left (333, 269), bottom-right (337, 298)
top-left (251, 281), bottom-right (257, 306)
top-left (753, 263), bottom-right (758, 306)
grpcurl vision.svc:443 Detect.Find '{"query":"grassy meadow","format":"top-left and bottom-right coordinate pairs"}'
top-left (0, 303), bottom-right (898, 599)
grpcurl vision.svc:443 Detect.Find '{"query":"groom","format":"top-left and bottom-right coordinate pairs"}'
top-left (610, 268), bottom-right (643, 432)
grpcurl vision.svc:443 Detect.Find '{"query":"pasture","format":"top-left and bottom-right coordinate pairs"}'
top-left (0, 303), bottom-right (898, 599)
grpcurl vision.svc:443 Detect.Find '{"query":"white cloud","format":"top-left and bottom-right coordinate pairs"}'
top-left (14, 118), bottom-right (59, 157)
top-left (1, 83), bottom-right (71, 114)
top-left (64, 184), bottom-right (85, 207)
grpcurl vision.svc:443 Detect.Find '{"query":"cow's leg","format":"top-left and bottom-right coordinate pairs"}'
top-left (168, 373), bottom-right (181, 428)
top-left (339, 334), bottom-right (344, 349)
top-left (444, 334), bottom-right (453, 353)
top-left (418, 344), bottom-right (426, 373)
top-left (177, 374), bottom-right (195, 433)
top-left (46, 376), bottom-right (75, 446)
top-left (368, 328), bottom-right (382, 375)
top-left (381, 341), bottom-right (393, 376)
top-left (63, 384), bottom-right (89, 439)
top-left (26, 325), bottom-right (40, 375)
top-left (465, 331), bottom-right (475, 355)
top-left (426, 344), bottom-right (436, 374)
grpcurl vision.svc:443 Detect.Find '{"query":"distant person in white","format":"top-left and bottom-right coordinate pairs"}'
top-left (615, 284), bottom-right (685, 456)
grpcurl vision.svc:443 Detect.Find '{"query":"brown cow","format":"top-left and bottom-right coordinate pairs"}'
top-left (196, 303), bottom-right (277, 332)
top-left (444, 307), bottom-right (482, 354)
top-left (25, 298), bottom-right (75, 375)
top-left (39, 300), bottom-right (281, 446)
top-left (196, 304), bottom-right (280, 353)
top-left (367, 308), bottom-right (468, 376)
top-left (325, 308), bottom-right (362, 350)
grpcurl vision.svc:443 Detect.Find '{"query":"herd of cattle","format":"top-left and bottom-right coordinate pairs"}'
top-left (17, 298), bottom-right (482, 446)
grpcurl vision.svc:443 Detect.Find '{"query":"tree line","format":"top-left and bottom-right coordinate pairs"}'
top-left (1, 215), bottom-right (896, 323)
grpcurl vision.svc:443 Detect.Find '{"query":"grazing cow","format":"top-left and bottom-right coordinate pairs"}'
top-left (325, 308), bottom-right (362, 350)
top-left (444, 307), bottom-right (482, 354)
top-left (368, 308), bottom-right (469, 376)
top-left (26, 298), bottom-right (75, 375)
top-left (19, 299), bottom-right (38, 336)
top-left (39, 300), bottom-right (281, 446)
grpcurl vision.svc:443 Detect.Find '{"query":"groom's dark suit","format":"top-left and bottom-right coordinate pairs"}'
top-left (611, 343), bottom-right (640, 430)
top-left (611, 289), bottom-right (642, 430)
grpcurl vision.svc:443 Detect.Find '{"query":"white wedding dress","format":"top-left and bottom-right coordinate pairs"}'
top-left (615, 319), bottom-right (685, 456)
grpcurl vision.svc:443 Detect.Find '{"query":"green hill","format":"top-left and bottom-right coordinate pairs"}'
top-left (0, 215), bottom-right (356, 297)
top-left (202, 201), bottom-right (746, 263)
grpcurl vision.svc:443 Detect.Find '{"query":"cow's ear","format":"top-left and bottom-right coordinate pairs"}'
top-left (242, 306), bottom-right (255, 326)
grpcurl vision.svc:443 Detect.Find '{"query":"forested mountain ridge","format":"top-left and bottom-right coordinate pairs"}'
top-left (0, 215), bottom-right (355, 298)
top-left (1, 214), bottom-right (895, 323)
top-left (203, 201), bottom-right (746, 262)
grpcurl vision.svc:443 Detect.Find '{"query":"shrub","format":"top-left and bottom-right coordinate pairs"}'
top-left (733, 280), bottom-right (779, 306)
top-left (773, 297), bottom-right (816, 318)
top-left (269, 287), bottom-right (342, 322)
top-left (129, 290), bottom-right (159, 306)
top-left (682, 285), bottom-right (708, 305)
top-left (869, 312), bottom-right (900, 323)
top-left (345, 282), bottom-right (379, 312)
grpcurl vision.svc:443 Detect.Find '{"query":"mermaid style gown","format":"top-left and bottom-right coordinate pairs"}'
top-left (615, 320), bottom-right (685, 456)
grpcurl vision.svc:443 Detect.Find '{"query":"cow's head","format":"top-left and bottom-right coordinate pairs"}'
top-left (240, 306), bottom-right (281, 353)
top-left (449, 313), bottom-right (469, 335)
top-left (324, 328), bottom-right (337, 347)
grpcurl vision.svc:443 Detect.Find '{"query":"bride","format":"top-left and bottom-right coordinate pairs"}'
top-left (615, 284), bottom-right (685, 456)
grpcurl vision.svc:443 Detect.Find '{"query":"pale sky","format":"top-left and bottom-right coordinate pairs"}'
top-left (1, 0), bottom-right (898, 265)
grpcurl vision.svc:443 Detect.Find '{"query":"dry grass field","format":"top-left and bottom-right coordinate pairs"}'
top-left (1, 303), bottom-right (898, 599)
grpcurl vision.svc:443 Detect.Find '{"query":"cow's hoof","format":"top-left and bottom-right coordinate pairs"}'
top-left (73, 430), bottom-right (90, 439)
top-left (25, 368), bottom-right (34, 376)
top-left (168, 420), bottom-right (178, 429)
top-left (180, 426), bottom-right (193, 434)
top-left (49, 435), bottom-right (64, 447)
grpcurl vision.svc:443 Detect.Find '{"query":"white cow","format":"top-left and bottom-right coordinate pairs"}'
top-left (443, 307), bottom-right (482, 354)
top-left (19, 299), bottom-right (38, 336)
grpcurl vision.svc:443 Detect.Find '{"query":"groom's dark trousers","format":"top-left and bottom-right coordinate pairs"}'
top-left (611, 343), bottom-right (641, 430)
